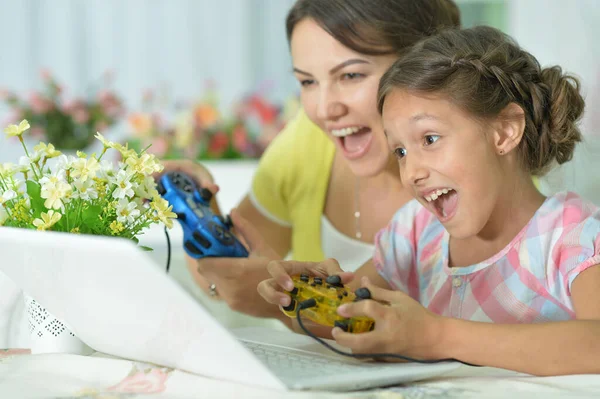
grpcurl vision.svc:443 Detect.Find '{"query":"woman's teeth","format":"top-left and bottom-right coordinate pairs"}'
top-left (331, 126), bottom-right (363, 137)
top-left (425, 188), bottom-right (454, 202)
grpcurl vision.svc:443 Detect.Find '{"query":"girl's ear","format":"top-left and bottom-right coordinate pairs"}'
top-left (492, 102), bottom-right (526, 155)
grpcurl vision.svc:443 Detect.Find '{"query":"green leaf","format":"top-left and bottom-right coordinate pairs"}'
top-left (81, 205), bottom-right (103, 231)
top-left (26, 180), bottom-right (46, 218)
top-left (139, 246), bottom-right (154, 252)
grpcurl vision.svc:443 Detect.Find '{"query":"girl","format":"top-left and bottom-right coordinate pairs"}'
top-left (258, 26), bottom-right (600, 376)
top-left (162, 0), bottom-right (460, 321)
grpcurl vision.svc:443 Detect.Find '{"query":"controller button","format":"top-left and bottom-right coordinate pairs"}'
top-left (337, 295), bottom-right (343, 300)
top-left (192, 231), bottom-right (212, 248)
top-left (282, 298), bottom-right (296, 312)
top-left (325, 275), bottom-right (343, 287)
top-left (183, 184), bottom-right (194, 193)
top-left (289, 287), bottom-right (298, 295)
top-left (184, 241), bottom-right (204, 256)
top-left (199, 188), bottom-right (213, 202)
top-left (334, 320), bottom-right (349, 332)
top-left (313, 277), bottom-right (323, 285)
top-left (354, 287), bottom-right (371, 300)
top-left (300, 275), bottom-right (309, 283)
top-left (175, 212), bottom-right (186, 222)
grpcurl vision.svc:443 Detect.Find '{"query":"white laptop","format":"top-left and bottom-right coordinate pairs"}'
top-left (0, 228), bottom-right (460, 391)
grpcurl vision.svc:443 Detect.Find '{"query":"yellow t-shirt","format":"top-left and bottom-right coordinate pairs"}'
top-left (250, 109), bottom-right (335, 261)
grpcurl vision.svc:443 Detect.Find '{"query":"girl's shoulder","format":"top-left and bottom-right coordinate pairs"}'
top-left (536, 191), bottom-right (599, 231)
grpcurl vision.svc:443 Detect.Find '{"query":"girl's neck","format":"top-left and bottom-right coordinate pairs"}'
top-left (449, 171), bottom-right (546, 268)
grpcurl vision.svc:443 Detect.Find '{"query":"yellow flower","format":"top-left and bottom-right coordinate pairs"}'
top-left (94, 132), bottom-right (114, 148)
top-left (32, 210), bottom-right (62, 231)
top-left (109, 220), bottom-right (125, 235)
top-left (4, 120), bottom-right (30, 137)
top-left (33, 142), bottom-right (61, 159)
top-left (150, 196), bottom-right (177, 229)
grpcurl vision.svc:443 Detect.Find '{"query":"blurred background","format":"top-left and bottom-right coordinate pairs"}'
top-left (0, 0), bottom-right (599, 209)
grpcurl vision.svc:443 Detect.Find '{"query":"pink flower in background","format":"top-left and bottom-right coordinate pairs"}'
top-left (208, 131), bottom-right (229, 156)
top-left (72, 108), bottom-right (90, 124)
top-left (151, 136), bottom-right (169, 157)
top-left (28, 92), bottom-right (53, 114)
top-left (30, 126), bottom-right (46, 138)
top-left (94, 120), bottom-right (108, 132)
top-left (232, 124), bottom-right (250, 153)
top-left (107, 369), bottom-right (169, 394)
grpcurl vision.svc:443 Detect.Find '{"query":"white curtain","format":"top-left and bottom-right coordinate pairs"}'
top-left (0, 0), bottom-right (297, 114)
top-left (508, 0), bottom-right (600, 204)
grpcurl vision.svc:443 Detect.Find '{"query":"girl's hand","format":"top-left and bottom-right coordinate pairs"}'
top-left (257, 258), bottom-right (355, 308)
top-left (332, 277), bottom-right (445, 361)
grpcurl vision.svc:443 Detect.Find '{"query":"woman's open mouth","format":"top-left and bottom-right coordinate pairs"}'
top-left (423, 188), bottom-right (459, 222)
top-left (331, 126), bottom-right (373, 159)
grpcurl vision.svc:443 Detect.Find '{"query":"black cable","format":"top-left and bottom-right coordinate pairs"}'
top-left (295, 299), bottom-right (479, 367)
top-left (164, 225), bottom-right (171, 273)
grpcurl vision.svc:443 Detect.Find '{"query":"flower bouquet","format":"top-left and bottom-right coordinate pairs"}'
top-left (1, 70), bottom-right (125, 151)
top-left (124, 85), bottom-right (299, 161)
top-left (0, 119), bottom-right (176, 355)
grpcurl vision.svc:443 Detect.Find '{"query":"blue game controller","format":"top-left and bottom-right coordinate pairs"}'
top-left (157, 171), bottom-right (249, 259)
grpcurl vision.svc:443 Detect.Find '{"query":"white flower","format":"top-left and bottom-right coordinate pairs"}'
top-left (115, 198), bottom-right (140, 224)
top-left (111, 169), bottom-right (135, 199)
top-left (55, 154), bottom-right (76, 171)
top-left (98, 160), bottom-right (115, 180)
top-left (134, 175), bottom-right (159, 199)
top-left (71, 178), bottom-right (99, 201)
top-left (71, 157), bottom-right (100, 182)
top-left (0, 190), bottom-right (17, 205)
top-left (32, 210), bottom-right (62, 231)
top-left (19, 153), bottom-right (41, 167)
top-left (40, 180), bottom-right (72, 210)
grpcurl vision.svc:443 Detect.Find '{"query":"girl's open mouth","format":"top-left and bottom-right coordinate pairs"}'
top-left (424, 188), bottom-right (458, 222)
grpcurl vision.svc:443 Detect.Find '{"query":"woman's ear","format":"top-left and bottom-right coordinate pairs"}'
top-left (492, 102), bottom-right (526, 155)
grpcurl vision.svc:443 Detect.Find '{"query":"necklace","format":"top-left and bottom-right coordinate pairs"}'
top-left (354, 177), bottom-right (361, 239)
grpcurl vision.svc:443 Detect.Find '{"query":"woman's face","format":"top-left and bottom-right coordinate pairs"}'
top-left (290, 19), bottom-right (397, 177)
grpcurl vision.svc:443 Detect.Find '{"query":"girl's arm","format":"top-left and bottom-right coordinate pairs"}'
top-left (333, 265), bottom-right (600, 376)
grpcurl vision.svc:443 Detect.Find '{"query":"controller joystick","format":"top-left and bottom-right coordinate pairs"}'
top-left (281, 275), bottom-right (375, 333)
top-left (158, 172), bottom-right (249, 259)
top-left (354, 287), bottom-right (372, 301)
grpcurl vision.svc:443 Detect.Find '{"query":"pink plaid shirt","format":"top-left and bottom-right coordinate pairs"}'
top-left (374, 192), bottom-right (600, 322)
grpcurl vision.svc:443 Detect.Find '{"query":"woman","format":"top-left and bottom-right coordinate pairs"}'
top-left (163, 0), bottom-right (461, 323)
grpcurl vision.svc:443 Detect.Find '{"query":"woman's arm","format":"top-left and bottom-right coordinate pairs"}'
top-left (236, 195), bottom-right (292, 259)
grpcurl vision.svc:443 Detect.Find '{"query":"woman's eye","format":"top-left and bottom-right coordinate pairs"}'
top-left (393, 147), bottom-right (406, 159)
top-left (424, 134), bottom-right (440, 145)
top-left (342, 73), bottom-right (364, 80)
top-left (300, 79), bottom-right (315, 87)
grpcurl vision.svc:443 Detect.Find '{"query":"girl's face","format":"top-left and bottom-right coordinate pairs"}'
top-left (290, 19), bottom-right (397, 177)
top-left (382, 90), bottom-right (507, 239)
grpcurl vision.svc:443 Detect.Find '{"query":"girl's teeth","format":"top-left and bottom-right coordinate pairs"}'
top-left (424, 188), bottom-right (454, 202)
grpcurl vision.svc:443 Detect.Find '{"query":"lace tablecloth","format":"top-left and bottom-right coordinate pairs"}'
top-left (2, 349), bottom-right (600, 399)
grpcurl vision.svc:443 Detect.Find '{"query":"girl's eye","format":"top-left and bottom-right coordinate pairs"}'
top-left (424, 134), bottom-right (440, 146)
top-left (393, 147), bottom-right (406, 159)
top-left (300, 79), bottom-right (315, 87)
top-left (342, 73), bottom-right (364, 80)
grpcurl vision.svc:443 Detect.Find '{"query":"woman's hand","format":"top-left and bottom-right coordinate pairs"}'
top-left (158, 159), bottom-right (219, 195)
top-left (331, 277), bottom-right (445, 362)
top-left (186, 209), bottom-right (284, 318)
top-left (257, 258), bottom-right (354, 308)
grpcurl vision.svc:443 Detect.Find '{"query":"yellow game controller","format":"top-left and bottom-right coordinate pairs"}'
top-left (281, 274), bottom-right (375, 333)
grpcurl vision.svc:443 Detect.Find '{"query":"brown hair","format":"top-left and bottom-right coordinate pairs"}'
top-left (378, 26), bottom-right (585, 176)
top-left (286, 0), bottom-right (461, 56)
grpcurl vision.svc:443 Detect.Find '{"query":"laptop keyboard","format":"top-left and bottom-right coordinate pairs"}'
top-left (241, 340), bottom-right (384, 380)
